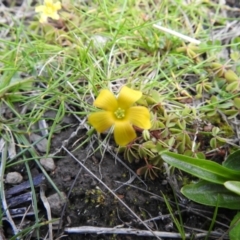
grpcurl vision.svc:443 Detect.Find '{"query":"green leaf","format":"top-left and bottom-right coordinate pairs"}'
top-left (181, 180), bottom-right (240, 209)
top-left (212, 126), bottom-right (220, 136)
top-left (230, 212), bottom-right (240, 240)
top-left (161, 152), bottom-right (240, 184)
top-left (233, 98), bottom-right (240, 109)
top-left (224, 181), bottom-right (240, 195)
top-left (231, 51), bottom-right (240, 61)
top-left (223, 150), bottom-right (240, 171)
top-left (210, 138), bottom-right (217, 149)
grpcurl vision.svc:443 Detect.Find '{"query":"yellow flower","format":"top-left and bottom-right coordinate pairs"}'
top-left (88, 86), bottom-right (151, 146)
top-left (35, 0), bottom-right (62, 23)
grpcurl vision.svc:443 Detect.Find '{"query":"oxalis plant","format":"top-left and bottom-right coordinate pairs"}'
top-left (89, 84), bottom-right (240, 239)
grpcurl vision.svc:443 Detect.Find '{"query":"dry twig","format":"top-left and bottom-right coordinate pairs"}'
top-left (65, 226), bottom-right (226, 239)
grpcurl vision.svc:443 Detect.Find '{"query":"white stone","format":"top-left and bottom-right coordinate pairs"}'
top-left (47, 192), bottom-right (67, 215)
top-left (5, 172), bottom-right (23, 184)
top-left (40, 157), bottom-right (56, 171)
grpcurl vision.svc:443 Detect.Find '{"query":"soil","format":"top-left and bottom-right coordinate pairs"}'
top-left (50, 126), bottom-right (175, 239)
top-left (49, 127), bottom-right (233, 240)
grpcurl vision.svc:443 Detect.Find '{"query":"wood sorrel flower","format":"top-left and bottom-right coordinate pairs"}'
top-left (88, 86), bottom-right (151, 146)
top-left (35, 0), bottom-right (61, 23)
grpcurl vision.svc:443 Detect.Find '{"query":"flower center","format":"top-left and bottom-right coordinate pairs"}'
top-left (114, 108), bottom-right (125, 119)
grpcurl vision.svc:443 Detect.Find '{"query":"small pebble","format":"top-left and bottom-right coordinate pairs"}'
top-left (5, 172), bottom-right (23, 184)
top-left (47, 192), bottom-right (67, 215)
top-left (40, 157), bottom-right (56, 171)
top-left (29, 133), bottom-right (48, 152)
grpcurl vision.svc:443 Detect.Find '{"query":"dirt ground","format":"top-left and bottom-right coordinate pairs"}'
top-left (43, 124), bottom-right (234, 239)
top-left (3, 120), bottom-right (235, 239)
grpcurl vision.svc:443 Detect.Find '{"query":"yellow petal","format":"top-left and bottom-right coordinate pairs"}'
top-left (117, 86), bottom-right (142, 108)
top-left (51, 12), bottom-right (60, 20)
top-left (54, 2), bottom-right (62, 10)
top-left (94, 89), bottom-right (118, 111)
top-left (35, 5), bottom-right (45, 12)
top-left (114, 121), bottom-right (136, 146)
top-left (88, 111), bottom-right (114, 133)
top-left (39, 14), bottom-right (48, 23)
top-left (127, 106), bottom-right (151, 129)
